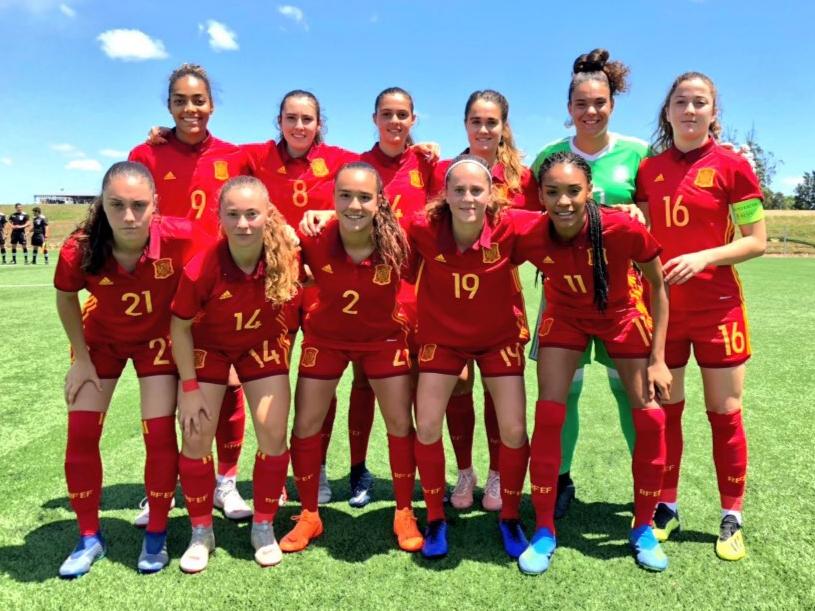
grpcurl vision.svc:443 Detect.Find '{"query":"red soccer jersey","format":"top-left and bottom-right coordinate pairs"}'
top-left (298, 220), bottom-right (408, 350)
top-left (361, 144), bottom-right (436, 229)
top-left (171, 239), bottom-right (290, 353)
top-left (242, 140), bottom-right (358, 226)
top-left (406, 210), bottom-right (531, 350)
top-left (129, 131), bottom-right (252, 240)
top-left (54, 216), bottom-right (197, 345)
top-left (635, 140), bottom-right (763, 312)
top-left (432, 155), bottom-right (542, 211)
top-left (512, 207), bottom-right (661, 319)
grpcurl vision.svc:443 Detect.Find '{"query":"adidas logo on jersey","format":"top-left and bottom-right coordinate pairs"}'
top-left (321, 264), bottom-right (333, 274)
top-left (99, 277), bottom-right (113, 286)
top-left (163, 171), bottom-right (176, 180)
top-left (543, 256), bottom-right (554, 264)
top-left (434, 254), bottom-right (446, 263)
top-left (654, 174), bottom-right (664, 182)
top-left (219, 290), bottom-right (233, 300)
top-left (277, 166), bottom-right (287, 174)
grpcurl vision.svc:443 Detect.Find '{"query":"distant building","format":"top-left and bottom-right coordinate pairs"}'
top-left (33, 193), bottom-right (96, 204)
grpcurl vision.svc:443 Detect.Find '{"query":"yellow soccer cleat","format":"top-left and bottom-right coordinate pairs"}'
top-left (715, 515), bottom-right (746, 561)
top-left (653, 503), bottom-right (681, 542)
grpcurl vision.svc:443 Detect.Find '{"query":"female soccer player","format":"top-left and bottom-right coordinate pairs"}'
top-left (408, 155), bottom-right (532, 560)
top-left (30, 206), bottom-right (48, 264)
top-left (635, 72), bottom-right (766, 561)
top-left (280, 162), bottom-right (423, 553)
top-left (514, 152), bottom-right (671, 575)
top-left (55, 161), bottom-right (197, 577)
top-left (171, 176), bottom-right (299, 572)
top-left (432, 89), bottom-right (541, 513)
top-left (529, 50), bottom-right (650, 520)
top-left (130, 63), bottom-right (255, 523)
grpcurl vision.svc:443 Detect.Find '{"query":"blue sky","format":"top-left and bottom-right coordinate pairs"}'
top-left (0, 0), bottom-right (811, 201)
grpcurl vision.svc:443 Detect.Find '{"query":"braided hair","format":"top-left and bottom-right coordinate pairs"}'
top-left (536, 151), bottom-right (608, 312)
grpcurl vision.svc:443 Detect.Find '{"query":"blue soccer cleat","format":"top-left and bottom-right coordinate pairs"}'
top-left (421, 520), bottom-right (448, 559)
top-left (137, 530), bottom-right (169, 574)
top-left (348, 466), bottom-right (374, 508)
top-left (59, 532), bottom-right (106, 579)
top-left (518, 527), bottom-right (556, 575)
top-left (499, 519), bottom-right (529, 559)
top-left (629, 524), bottom-right (669, 571)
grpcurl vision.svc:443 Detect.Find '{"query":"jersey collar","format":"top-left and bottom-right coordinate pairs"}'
top-left (669, 137), bottom-right (716, 163)
top-left (327, 219), bottom-right (377, 267)
top-left (437, 210), bottom-right (495, 254)
top-left (569, 133), bottom-right (617, 161)
top-left (369, 143), bottom-right (406, 168)
top-left (168, 129), bottom-right (213, 154)
top-left (217, 239), bottom-right (266, 281)
top-left (277, 139), bottom-right (321, 165)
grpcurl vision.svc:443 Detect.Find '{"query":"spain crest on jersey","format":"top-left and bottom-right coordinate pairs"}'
top-left (214, 160), bottom-right (229, 181)
top-left (311, 158), bottom-right (329, 177)
top-left (419, 344), bottom-right (437, 363)
top-left (193, 349), bottom-right (207, 369)
top-left (482, 243), bottom-right (501, 264)
top-left (409, 169), bottom-right (424, 189)
top-left (301, 346), bottom-right (319, 368)
top-left (153, 258), bottom-right (174, 280)
top-left (373, 264), bottom-right (392, 285)
top-left (694, 168), bottom-right (716, 188)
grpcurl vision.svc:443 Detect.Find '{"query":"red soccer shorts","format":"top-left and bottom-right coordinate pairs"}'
top-left (537, 306), bottom-right (653, 360)
top-left (298, 339), bottom-right (411, 379)
top-left (665, 303), bottom-right (751, 369)
top-left (194, 335), bottom-right (291, 384)
top-left (417, 341), bottom-right (525, 377)
top-left (85, 337), bottom-right (176, 379)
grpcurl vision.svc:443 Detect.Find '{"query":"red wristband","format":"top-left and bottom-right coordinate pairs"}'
top-left (181, 378), bottom-right (200, 393)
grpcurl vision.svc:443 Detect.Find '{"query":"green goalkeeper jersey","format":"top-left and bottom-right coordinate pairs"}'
top-left (531, 133), bottom-right (650, 206)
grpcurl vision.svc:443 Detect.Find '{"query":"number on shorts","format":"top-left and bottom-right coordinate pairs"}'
top-left (499, 343), bottom-right (522, 367)
top-left (452, 272), bottom-right (479, 299)
top-left (631, 316), bottom-right (652, 346)
top-left (663, 195), bottom-right (690, 228)
top-left (248, 340), bottom-right (281, 368)
top-left (292, 179), bottom-right (309, 208)
top-left (342, 290), bottom-right (360, 314)
top-left (122, 290), bottom-right (153, 317)
top-left (719, 321), bottom-right (746, 356)
top-left (191, 189), bottom-right (206, 220)
top-left (563, 274), bottom-right (587, 294)
top-left (392, 348), bottom-right (410, 367)
top-left (234, 309), bottom-right (262, 331)
top-left (149, 337), bottom-right (171, 366)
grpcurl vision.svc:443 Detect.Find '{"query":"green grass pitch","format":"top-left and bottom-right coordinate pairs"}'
top-left (0, 258), bottom-right (813, 609)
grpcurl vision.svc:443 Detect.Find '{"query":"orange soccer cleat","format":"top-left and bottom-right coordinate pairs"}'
top-left (280, 510), bottom-right (323, 553)
top-left (393, 508), bottom-right (423, 552)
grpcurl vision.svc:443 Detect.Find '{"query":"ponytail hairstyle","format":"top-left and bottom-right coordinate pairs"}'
top-left (426, 154), bottom-right (508, 223)
top-left (278, 89), bottom-right (324, 146)
top-left (464, 90), bottom-right (524, 195)
top-left (76, 161), bottom-right (156, 275)
top-left (336, 162), bottom-right (409, 273)
top-left (167, 63), bottom-right (213, 107)
top-left (568, 48), bottom-right (630, 103)
top-left (537, 151), bottom-right (608, 312)
top-left (218, 176), bottom-right (300, 305)
top-left (652, 71), bottom-right (721, 154)
top-left (374, 87), bottom-right (416, 148)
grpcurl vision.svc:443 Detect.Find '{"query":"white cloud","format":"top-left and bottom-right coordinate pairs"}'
top-left (50, 143), bottom-right (85, 158)
top-left (99, 148), bottom-right (126, 158)
top-left (0, 157), bottom-right (12, 166)
top-left (66, 159), bottom-right (101, 171)
top-left (97, 29), bottom-right (168, 61)
top-left (278, 5), bottom-right (308, 30)
top-left (781, 176), bottom-right (803, 187)
top-left (58, 3), bottom-right (74, 17)
top-left (200, 19), bottom-right (238, 52)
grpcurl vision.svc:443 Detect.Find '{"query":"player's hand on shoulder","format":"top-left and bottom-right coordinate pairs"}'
top-left (412, 141), bottom-right (440, 163)
top-left (64, 358), bottom-right (103, 405)
top-left (615, 203), bottom-right (647, 225)
top-left (299, 210), bottom-right (335, 237)
top-left (146, 126), bottom-right (172, 145)
top-left (663, 252), bottom-right (709, 285)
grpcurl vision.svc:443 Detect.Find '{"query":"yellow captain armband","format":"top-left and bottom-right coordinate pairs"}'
top-left (732, 198), bottom-right (764, 225)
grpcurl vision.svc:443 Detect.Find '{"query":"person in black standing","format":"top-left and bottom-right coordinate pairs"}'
top-left (30, 206), bottom-right (49, 264)
top-left (0, 211), bottom-right (7, 264)
top-left (9, 203), bottom-right (30, 264)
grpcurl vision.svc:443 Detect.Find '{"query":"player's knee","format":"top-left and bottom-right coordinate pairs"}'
top-left (706, 397), bottom-right (742, 415)
top-left (499, 422), bottom-right (527, 448)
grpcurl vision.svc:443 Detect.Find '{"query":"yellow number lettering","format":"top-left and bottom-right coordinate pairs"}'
top-left (191, 189), bottom-right (206, 220)
top-left (391, 194), bottom-right (403, 220)
top-left (452, 272), bottom-right (479, 299)
top-left (248, 340), bottom-right (281, 368)
top-left (663, 195), bottom-right (689, 228)
top-left (718, 322), bottom-right (746, 356)
top-left (499, 343), bottom-right (522, 368)
top-left (392, 348), bottom-right (410, 367)
top-left (342, 290), bottom-right (360, 315)
top-left (563, 274), bottom-right (587, 294)
top-left (121, 290), bottom-right (153, 317)
top-left (234, 308), bottom-right (262, 331)
top-left (149, 337), bottom-right (171, 366)
top-left (292, 179), bottom-right (309, 208)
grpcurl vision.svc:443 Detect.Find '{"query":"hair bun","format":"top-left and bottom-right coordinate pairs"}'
top-left (573, 48), bottom-right (610, 74)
